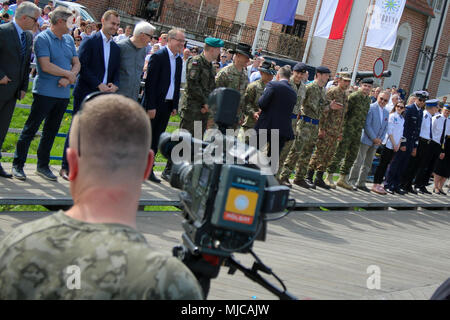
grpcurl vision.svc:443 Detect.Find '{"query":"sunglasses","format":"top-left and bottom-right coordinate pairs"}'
top-left (77, 91), bottom-right (111, 157)
top-left (379, 98), bottom-right (389, 102)
top-left (27, 15), bottom-right (38, 23)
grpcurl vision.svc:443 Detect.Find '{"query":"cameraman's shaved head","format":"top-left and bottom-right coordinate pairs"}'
top-left (70, 94), bottom-right (151, 182)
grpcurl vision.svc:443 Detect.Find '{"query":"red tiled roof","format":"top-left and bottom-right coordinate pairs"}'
top-left (406, 0), bottom-right (435, 17)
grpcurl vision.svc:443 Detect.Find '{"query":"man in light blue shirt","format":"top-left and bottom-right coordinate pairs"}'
top-left (12, 7), bottom-right (80, 182)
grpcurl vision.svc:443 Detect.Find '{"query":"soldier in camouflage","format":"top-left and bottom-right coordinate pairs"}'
top-left (179, 37), bottom-right (224, 137)
top-left (215, 43), bottom-right (251, 128)
top-left (278, 66), bottom-right (341, 189)
top-left (326, 78), bottom-right (374, 190)
top-left (239, 60), bottom-right (276, 143)
top-left (276, 62), bottom-right (308, 182)
top-left (308, 72), bottom-right (351, 189)
top-left (0, 95), bottom-right (203, 300)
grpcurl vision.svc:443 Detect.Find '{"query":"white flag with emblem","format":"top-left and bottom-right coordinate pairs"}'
top-left (365, 0), bottom-right (406, 50)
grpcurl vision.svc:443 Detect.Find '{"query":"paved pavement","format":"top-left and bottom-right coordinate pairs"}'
top-left (0, 208), bottom-right (448, 300)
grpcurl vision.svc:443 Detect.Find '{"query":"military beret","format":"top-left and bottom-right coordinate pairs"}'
top-left (293, 62), bottom-right (307, 72)
top-left (361, 78), bottom-right (374, 85)
top-left (316, 66), bottom-right (331, 74)
top-left (425, 99), bottom-right (439, 108)
top-left (205, 37), bottom-right (224, 48)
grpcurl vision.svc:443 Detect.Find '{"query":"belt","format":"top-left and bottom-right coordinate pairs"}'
top-left (419, 137), bottom-right (432, 144)
top-left (299, 115), bottom-right (319, 125)
top-left (291, 113), bottom-right (298, 120)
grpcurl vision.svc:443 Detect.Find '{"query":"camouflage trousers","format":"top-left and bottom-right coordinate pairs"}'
top-left (308, 133), bottom-right (340, 172)
top-left (276, 119), bottom-right (297, 176)
top-left (179, 110), bottom-right (209, 137)
top-left (278, 121), bottom-right (319, 180)
top-left (326, 125), bottom-right (361, 175)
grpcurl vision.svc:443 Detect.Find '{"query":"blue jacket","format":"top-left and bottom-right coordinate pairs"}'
top-left (361, 102), bottom-right (389, 146)
top-left (73, 32), bottom-right (120, 100)
top-left (255, 80), bottom-right (297, 140)
top-left (143, 47), bottom-right (182, 111)
top-left (401, 103), bottom-right (423, 148)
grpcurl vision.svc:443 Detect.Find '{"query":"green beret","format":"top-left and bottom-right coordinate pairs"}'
top-left (205, 37), bottom-right (224, 48)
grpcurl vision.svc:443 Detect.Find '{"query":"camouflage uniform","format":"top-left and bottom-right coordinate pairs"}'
top-left (239, 79), bottom-right (266, 142)
top-left (179, 53), bottom-right (216, 136)
top-left (278, 81), bottom-right (329, 181)
top-left (327, 89), bottom-right (371, 175)
top-left (215, 63), bottom-right (249, 126)
top-left (277, 77), bottom-right (306, 177)
top-left (0, 211), bottom-right (203, 300)
top-left (308, 86), bottom-right (348, 172)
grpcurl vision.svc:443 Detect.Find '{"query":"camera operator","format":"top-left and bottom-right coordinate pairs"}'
top-left (0, 94), bottom-right (203, 300)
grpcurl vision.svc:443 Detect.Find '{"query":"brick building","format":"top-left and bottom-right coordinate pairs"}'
top-left (76, 0), bottom-right (448, 97)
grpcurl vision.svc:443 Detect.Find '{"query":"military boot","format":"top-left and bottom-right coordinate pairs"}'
top-left (314, 171), bottom-right (331, 190)
top-left (325, 172), bottom-right (336, 189)
top-left (304, 169), bottom-right (316, 189)
top-left (336, 174), bottom-right (353, 190)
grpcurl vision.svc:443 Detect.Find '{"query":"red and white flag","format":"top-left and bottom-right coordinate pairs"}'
top-left (314, 0), bottom-right (354, 40)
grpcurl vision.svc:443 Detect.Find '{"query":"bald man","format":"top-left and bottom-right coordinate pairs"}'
top-left (0, 94), bottom-right (203, 300)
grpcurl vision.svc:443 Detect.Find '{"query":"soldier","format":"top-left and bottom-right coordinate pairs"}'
top-left (326, 78), bottom-right (373, 190)
top-left (308, 72), bottom-right (351, 189)
top-left (179, 37), bottom-right (224, 137)
top-left (278, 66), bottom-right (342, 189)
top-left (215, 43), bottom-right (251, 127)
top-left (239, 60), bottom-right (276, 143)
top-left (276, 62), bottom-right (308, 182)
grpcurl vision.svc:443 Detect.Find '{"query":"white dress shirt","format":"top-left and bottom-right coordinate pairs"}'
top-left (100, 30), bottom-right (112, 84)
top-left (419, 110), bottom-right (434, 140)
top-left (165, 46), bottom-right (178, 100)
top-left (386, 113), bottom-right (405, 150)
top-left (378, 105), bottom-right (385, 126)
top-left (431, 113), bottom-right (449, 145)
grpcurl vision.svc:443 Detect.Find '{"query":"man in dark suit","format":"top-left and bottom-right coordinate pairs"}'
top-left (255, 65), bottom-right (297, 173)
top-left (143, 28), bottom-right (184, 183)
top-left (59, 10), bottom-right (121, 180)
top-left (0, 2), bottom-right (40, 178)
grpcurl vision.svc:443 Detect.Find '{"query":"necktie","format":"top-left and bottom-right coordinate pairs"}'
top-left (20, 32), bottom-right (27, 57)
top-left (441, 119), bottom-right (447, 145)
top-left (430, 116), bottom-right (433, 140)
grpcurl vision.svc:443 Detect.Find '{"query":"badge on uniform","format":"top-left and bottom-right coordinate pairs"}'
top-left (425, 114), bottom-right (428, 119)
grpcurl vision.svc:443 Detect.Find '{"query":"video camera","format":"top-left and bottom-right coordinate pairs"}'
top-left (158, 88), bottom-right (297, 299)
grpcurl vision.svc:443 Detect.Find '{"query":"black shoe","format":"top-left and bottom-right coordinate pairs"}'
top-left (36, 167), bottom-right (57, 181)
top-left (385, 188), bottom-right (395, 194)
top-left (357, 185), bottom-right (371, 192)
top-left (293, 179), bottom-right (311, 189)
top-left (314, 177), bottom-right (331, 190)
top-left (396, 188), bottom-right (407, 195)
top-left (417, 186), bottom-right (431, 195)
top-left (408, 187), bottom-right (418, 195)
top-left (304, 178), bottom-right (316, 189)
top-left (161, 168), bottom-right (171, 182)
top-left (12, 166), bottom-right (26, 181)
top-left (0, 164), bottom-right (12, 178)
top-left (438, 189), bottom-right (447, 196)
top-left (148, 171), bottom-right (161, 183)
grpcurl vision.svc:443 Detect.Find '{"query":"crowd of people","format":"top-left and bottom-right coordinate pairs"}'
top-left (0, 2), bottom-right (449, 197)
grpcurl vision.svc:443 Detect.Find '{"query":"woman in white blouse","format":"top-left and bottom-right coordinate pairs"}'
top-left (372, 102), bottom-right (406, 194)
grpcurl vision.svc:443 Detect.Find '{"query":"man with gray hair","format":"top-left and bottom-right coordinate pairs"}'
top-left (12, 6), bottom-right (81, 181)
top-left (0, 1), bottom-right (40, 178)
top-left (0, 94), bottom-right (203, 300)
top-left (117, 21), bottom-right (155, 100)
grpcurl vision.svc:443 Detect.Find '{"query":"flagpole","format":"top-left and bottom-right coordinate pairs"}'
top-left (351, 0), bottom-right (374, 85)
top-left (302, 0), bottom-right (322, 63)
top-left (252, 0), bottom-right (270, 55)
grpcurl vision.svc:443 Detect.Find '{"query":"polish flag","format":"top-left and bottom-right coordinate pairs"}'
top-left (314, 0), bottom-right (354, 40)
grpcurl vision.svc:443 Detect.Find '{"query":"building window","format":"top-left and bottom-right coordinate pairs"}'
top-left (391, 38), bottom-right (403, 63)
top-left (420, 46), bottom-right (432, 71)
top-left (282, 19), bottom-right (307, 38)
top-left (443, 53), bottom-right (450, 79)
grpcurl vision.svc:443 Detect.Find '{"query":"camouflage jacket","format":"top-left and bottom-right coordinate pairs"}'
top-left (215, 63), bottom-right (249, 119)
top-left (0, 211), bottom-right (203, 300)
top-left (301, 81), bottom-right (329, 120)
top-left (319, 86), bottom-right (348, 133)
top-left (343, 89), bottom-right (371, 131)
top-left (242, 79), bottom-right (265, 128)
top-left (180, 53), bottom-right (216, 115)
top-left (289, 77), bottom-right (306, 115)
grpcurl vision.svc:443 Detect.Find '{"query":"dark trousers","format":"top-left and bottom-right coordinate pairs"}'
top-left (414, 141), bottom-right (441, 188)
top-left (0, 97), bottom-right (17, 160)
top-left (373, 146), bottom-right (395, 184)
top-left (151, 100), bottom-right (173, 155)
top-left (61, 96), bottom-right (82, 170)
top-left (384, 143), bottom-right (413, 190)
top-left (401, 139), bottom-right (431, 189)
top-left (13, 94), bottom-right (69, 169)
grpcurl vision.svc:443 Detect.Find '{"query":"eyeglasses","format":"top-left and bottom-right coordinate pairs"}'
top-left (379, 98), bottom-right (389, 102)
top-left (27, 15), bottom-right (38, 23)
top-left (172, 38), bottom-right (185, 43)
top-left (77, 91), bottom-right (111, 157)
top-left (142, 33), bottom-right (152, 38)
